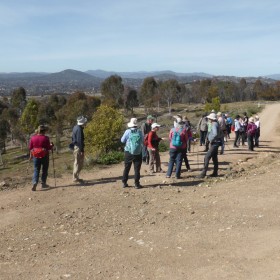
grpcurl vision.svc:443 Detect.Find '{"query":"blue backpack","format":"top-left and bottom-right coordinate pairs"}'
top-left (172, 128), bottom-right (183, 147)
top-left (127, 129), bottom-right (142, 155)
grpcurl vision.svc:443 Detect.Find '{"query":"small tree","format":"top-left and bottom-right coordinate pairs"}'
top-left (204, 96), bottom-right (221, 113)
top-left (84, 105), bottom-right (124, 155)
top-left (20, 99), bottom-right (40, 135)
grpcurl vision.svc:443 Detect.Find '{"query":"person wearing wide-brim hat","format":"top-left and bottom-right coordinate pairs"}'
top-left (71, 116), bottom-right (87, 183)
top-left (197, 113), bottom-right (221, 178)
top-left (29, 125), bottom-right (53, 191)
top-left (121, 118), bottom-right (144, 189)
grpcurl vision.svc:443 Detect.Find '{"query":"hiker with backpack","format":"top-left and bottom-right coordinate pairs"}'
top-left (71, 116), bottom-right (87, 183)
top-left (197, 113), bottom-right (222, 178)
top-left (146, 123), bottom-right (165, 174)
top-left (29, 125), bottom-right (53, 191)
top-left (121, 118), bottom-right (143, 189)
top-left (247, 117), bottom-right (257, 151)
top-left (166, 119), bottom-right (188, 179)
top-left (225, 113), bottom-right (233, 140)
top-left (141, 115), bottom-right (154, 165)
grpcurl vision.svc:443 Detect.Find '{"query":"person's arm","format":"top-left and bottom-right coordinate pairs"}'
top-left (121, 130), bottom-right (130, 143)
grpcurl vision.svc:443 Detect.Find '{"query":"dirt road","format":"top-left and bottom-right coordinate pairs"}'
top-left (1, 103), bottom-right (280, 280)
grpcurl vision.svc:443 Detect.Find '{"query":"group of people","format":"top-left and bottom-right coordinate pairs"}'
top-left (29, 116), bottom-right (87, 191)
top-left (28, 110), bottom-right (260, 191)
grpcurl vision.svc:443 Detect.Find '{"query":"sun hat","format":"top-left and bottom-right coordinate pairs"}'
top-left (255, 115), bottom-right (259, 120)
top-left (77, 116), bottom-right (87, 126)
top-left (151, 123), bottom-right (161, 129)
top-left (207, 113), bottom-right (217, 120)
top-left (211, 109), bottom-right (216, 113)
top-left (217, 112), bottom-right (222, 116)
top-left (249, 117), bottom-right (254, 122)
top-left (127, 118), bottom-right (138, 128)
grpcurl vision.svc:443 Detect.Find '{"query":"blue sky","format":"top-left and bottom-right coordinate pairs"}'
top-left (1, 0), bottom-right (280, 76)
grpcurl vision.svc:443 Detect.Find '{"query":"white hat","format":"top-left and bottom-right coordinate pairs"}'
top-left (151, 123), bottom-right (161, 129)
top-left (77, 116), bottom-right (87, 125)
top-left (249, 117), bottom-right (254, 122)
top-left (255, 115), bottom-right (259, 120)
top-left (207, 113), bottom-right (217, 120)
top-left (217, 112), bottom-right (222, 116)
top-left (127, 118), bottom-right (138, 128)
top-left (211, 109), bottom-right (216, 113)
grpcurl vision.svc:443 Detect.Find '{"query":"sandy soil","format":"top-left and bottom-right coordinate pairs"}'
top-left (0, 103), bottom-right (280, 280)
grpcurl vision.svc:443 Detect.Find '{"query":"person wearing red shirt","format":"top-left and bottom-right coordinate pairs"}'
top-left (29, 125), bottom-right (53, 191)
top-left (147, 123), bottom-right (164, 174)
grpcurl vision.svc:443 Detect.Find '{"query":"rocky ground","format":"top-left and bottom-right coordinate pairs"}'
top-left (0, 103), bottom-right (280, 280)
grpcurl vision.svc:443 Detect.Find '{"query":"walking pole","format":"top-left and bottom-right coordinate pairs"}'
top-left (196, 141), bottom-right (199, 171)
top-left (51, 148), bottom-right (56, 187)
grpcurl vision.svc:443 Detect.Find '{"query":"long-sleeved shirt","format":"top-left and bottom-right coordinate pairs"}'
top-left (234, 119), bottom-right (241, 132)
top-left (29, 134), bottom-right (52, 151)
top-left (72, 125), bottom-right (85, 152)
top-left (147, 130), bottom-right (161, 149)
top-left (121, 128), bottom-right (143, 152)
top-left (169, 127), bottom-right (188, 149)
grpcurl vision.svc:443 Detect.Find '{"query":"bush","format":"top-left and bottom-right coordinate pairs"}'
top-left (97, 151), bottom-right (124, 165)
top-left (158, 141), bottom-right (169, 152)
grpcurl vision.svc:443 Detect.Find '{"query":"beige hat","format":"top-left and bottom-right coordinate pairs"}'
top-left (249, 117), bottom-right (254, 122)
top-left (77, 116), bottom-right (87, 125)
top-left (207, 113), bottom-right (217, 120)
top-left (127, 118), bottom-right (138, 128)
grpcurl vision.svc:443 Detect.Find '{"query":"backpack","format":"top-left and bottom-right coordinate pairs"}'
top-left (127, 129), bottom-right (142, 155)
top-left (31, 148), bottom-right (47, 158)
top-left (249, 124), bottom-right (257, 136)
top-left (172, 128), bottom-right (183, 147)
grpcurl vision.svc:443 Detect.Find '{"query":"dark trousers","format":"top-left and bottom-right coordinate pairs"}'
top-left (166, 148), bottom-right (183, 178)
top-left (234, 131), bottom-right (240, 146)
top-left (200, 130), bottom-right (207, 145)
top-left (201, 144), bottom-right (219, 176)
top-left (32, 155), bottom-right (49, 185)
top-left (182, 148), bottom-right (190, 170)
top-left (247, 134), bottom-right (254, 151)
top-left (122, 152), bottom-right (142, 185)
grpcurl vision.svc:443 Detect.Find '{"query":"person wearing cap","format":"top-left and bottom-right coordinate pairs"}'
top-left (29, 125), bottom-right (53, 191)
top-left (72, 116), bottom-right (87, 183)
top-left (121, 118), bottom-right (143, 189)
top-left (247, 117), bottom-right (257, 151)
top-left (197, 113), bottom-right (222, 178)
top-left (147, 123), bottom-right (164, 174)
top-left (141, 115), bottom-right (154, 164)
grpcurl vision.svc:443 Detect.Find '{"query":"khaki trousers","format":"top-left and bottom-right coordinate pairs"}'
top-left (73, 146), bottom-right (84, 180)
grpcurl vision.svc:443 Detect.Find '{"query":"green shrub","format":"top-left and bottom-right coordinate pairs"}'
top-left (97, 151), bottom-right (124, 165)
top-left (158, 141), bottom-right (169, 152)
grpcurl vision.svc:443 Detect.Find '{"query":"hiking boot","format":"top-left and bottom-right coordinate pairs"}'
top-left (134, 184), bottom-right (143, 189)
top-left (122, 183), bottom-right (128, 188)
top-left (209, 173), bottom-right (218, 177)
top-left (32, 183), bottom-right (37, 191)
top-left (175, 176), bottom-right (181, 179)
top-left (41, 183), bottom-right (50, 189)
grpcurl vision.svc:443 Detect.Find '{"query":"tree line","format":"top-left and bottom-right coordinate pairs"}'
top-left (0, 75), bottom-right (279, 154)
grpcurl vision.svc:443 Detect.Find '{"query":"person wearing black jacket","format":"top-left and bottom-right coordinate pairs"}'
top-left (72, 116), bottom-right (87, 183)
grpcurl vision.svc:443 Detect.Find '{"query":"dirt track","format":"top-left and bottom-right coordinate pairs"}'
top-left (1, 103), bottom-right (280, 280)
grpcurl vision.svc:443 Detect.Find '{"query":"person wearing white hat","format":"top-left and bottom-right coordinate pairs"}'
top-left (197, 113), bottom-right (222, 178)
top-left (247, 117), bottom-right (257, 151)
top-left (146, 123), bottom-right (165, 174)
top-left (121, 118), bottom-right (143, 189)
top-left (72, 116), bottom-right (87, 183)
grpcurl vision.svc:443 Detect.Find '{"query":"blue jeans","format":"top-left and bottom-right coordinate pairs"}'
top-left (32, 155), bottom-right (49, 185)
top-left (166, 148), bottom-right (183, 178)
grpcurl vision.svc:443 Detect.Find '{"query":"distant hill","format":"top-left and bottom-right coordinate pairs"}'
top-left (264, 74), bottom-right (280, 80)
top-left (0, 72), bottom-right (47, 80)
top-left (86, 69), bottom-right (212, 79)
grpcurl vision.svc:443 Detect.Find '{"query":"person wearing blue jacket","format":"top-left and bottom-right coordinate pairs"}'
top-left (197, 113), bottom-right (221, 178)
top-left (72, 116), bottom-right (87, 183)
